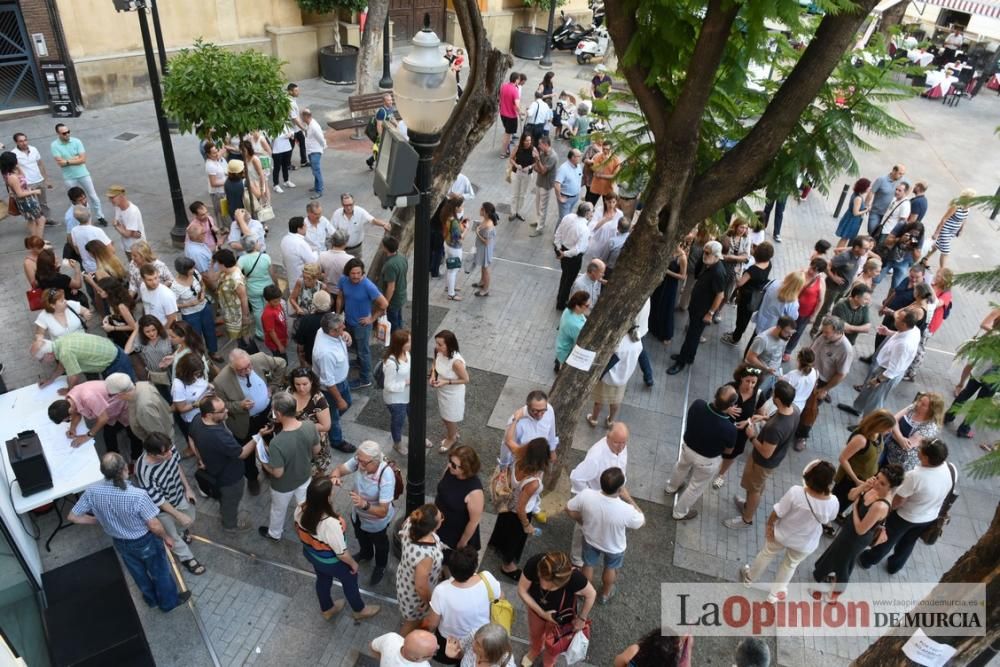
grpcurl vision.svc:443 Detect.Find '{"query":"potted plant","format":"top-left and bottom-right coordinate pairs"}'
top-left (512, 0), bottom-right (564, 60)
top-left (298, 0), bottom-right (368, 84)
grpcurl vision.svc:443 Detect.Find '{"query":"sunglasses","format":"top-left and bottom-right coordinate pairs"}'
top-left (447, 460), bottom-right (460, 469)
top-left (58, 130), bottom-right (71, 136)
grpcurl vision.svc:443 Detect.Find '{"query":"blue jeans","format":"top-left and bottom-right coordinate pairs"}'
top-left (875, 256), bottom-right (913, 289)
top-left (113, 532), bottom-right (179, 610)
top-left (308, 152), bottom-right (323, 195)
top-left (63, 174), bottom-right (105, 221)
top-left (303, 550), bottom-right (365, 613)
top-left (557, 193), bottom-right (579, 225)
top-left (764, 198), bottom-right (787, 235)
top-left (637, 346), bottom-right (653, 385)
top-left (349, 323), bottom-right (373, 383)
top-left (182, 303), bottom-right (219, 354)
top-left (102, 347), bottom-right (137, 381)
top-left (386, 306), bottom-right (404, 333)
top-left (323, 380), bottom-right (352, 445)
top-left (387, 403), bottom-right (408, 444)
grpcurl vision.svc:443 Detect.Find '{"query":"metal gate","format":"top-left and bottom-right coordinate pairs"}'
top-left (0, 3), bottom-right (45, 110)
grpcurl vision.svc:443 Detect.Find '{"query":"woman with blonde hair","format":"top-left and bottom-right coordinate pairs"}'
top-left (126, 240), bottom-right (173, 295)
top-left (927, 188), bottom-right (974, 268)
top-left (745, 270), bottom-right (805, 351)
top-left (290, 262), bottom-right (322, 316)
top-left (852, 257), bottom-right (882, 290)
top-left (85, 239), bottom-right (126, 281)
top-left (883, 392), bottom-right (944, 471)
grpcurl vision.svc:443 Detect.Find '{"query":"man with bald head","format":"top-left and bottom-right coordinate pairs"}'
top-left (571, 258), bottom-right (606, 307)
top-left (666, 385), bottom-right (738, 521)
top-left (567, 422), bottom-right (629, 566)
top-left (370, 629), bottom-right (436, 667)
top-left (184, 222), bottom-right (213, 273)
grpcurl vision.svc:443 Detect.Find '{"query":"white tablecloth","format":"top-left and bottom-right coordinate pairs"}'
top-left (0, 378), bottom-right (101, 514)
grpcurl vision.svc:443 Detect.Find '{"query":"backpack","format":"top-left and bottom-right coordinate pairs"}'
top-left (364, 115), bottom-right (379, 143)
top-left (378, 459), bottom-right (404, 503)
top-left (479, 573), bottom-right (515, 632)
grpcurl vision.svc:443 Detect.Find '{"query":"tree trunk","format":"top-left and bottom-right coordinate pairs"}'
top-left (332, 17), bottom-right (343, 53)
top-left (543, 0), bottom-right (881, 488)
top-left (356, 0), bottom-right (389, 95)
top-left (878, 0), bottom-right (909, 37)
top-left (367, 0), bottom-right (512, 282)
top-left (854, 502), bottom-right (1000, 665)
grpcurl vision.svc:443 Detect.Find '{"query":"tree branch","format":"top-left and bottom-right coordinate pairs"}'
top-left (685, 0), bottom-right (881, 221)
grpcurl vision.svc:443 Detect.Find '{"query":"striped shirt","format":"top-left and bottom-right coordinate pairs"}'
top-left (71, 480), bottom-right (160, 540)
top-left (135, 449), bottom-right (185, 507)
top-left (53, 332), bottom-right (118, 377)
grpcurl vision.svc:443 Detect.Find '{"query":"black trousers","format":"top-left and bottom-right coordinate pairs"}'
top-left (352, 513), bottom-right (390, 568)
top-left (946, 376), bottom-right (997, 434)
top-left (240, 410), bottom-right (269, 481)
top-left (858, 510), bottom-right (933, 574)
top-left (677, 312), bottom-right (709, 365)
top-left (272, 150), bottom-right (292, 185)
top-left (293, 130), bottom-right (307, 164)
top-left (488, 511), bottom-right (534, 565)
top-left (103, 422), bottom-right (143, 460)
top-left (731, 293), bottom-right (754, 341)
top-left (556, 254), bottom-right (583, 310)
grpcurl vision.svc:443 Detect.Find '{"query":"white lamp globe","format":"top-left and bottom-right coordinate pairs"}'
top-left (393, 19), bottom-right (456, 136)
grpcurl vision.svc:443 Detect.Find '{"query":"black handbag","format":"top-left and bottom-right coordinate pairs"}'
top-left (195, 469), bottom-right (221, 500)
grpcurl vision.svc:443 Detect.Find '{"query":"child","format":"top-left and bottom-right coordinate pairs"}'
top-left (810, 239), bottom-right (832, 262)
top-left (781, 348), bottom-right (818, 415)
top-left (261, 284), bottom-right (288, 357)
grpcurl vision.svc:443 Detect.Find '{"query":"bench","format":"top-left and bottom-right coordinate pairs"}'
top-left (328, 91), bottom-right (395, 139)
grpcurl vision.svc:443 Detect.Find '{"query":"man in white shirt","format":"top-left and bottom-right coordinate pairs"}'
top-left (571, 258), bottom-right (605, 307)
top-left (319, 229), bottom-right (353, 295)
top-left (312, 313), bottom-right (356, 453)
top-left (106, 185), bottom-right (145, 254)
top-left (565, 467), bottom-right (644, 604)
top-left (568, 422), bottom-right (629, 566)
top-left (280, 216), bottom-right (318, 289)
top-left (287, 83), bottom-right (308, 168)
top-left (139, 265), bottom-right (179, 326)
top-left (227, 209), bottom-right (266, 255)
top-left (874, 182), bottom-right (911, 241)
top-left (501, 389), bottom-right (559, 467)
top-left (70, 205), bottom-right (113, 274)
top-left (331, 193), bottom-right (390, 260)
top-left (300, 108), bottom-right (327, 200)
top-left (304, 200), bottom-right (334, 253)
top-left (840, 308), bottom-right (921, 417)
top-left (554, 200), bottom-right (593, 310)
top-left (370, 630), bottom-right (436, 667)
top-left (859, 439), bottom-right (954, 574)
top-left (524, 90), bottom-right (554, 144)
top-left (13, 132), bottom-right (51, 217)
top-left (204, 143), bottom-right (228, 225)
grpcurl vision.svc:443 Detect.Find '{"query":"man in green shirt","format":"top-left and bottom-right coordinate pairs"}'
top-left (33, 332), bottom-right (135, 392)
top-left (259, 391), bottom-right (319, 541)
top-left (50, 123), bottom-right (107, 226)
top-left (831, 283), bottom-right (873, 346)
top-left (379, 236), bottom-right (408, 332)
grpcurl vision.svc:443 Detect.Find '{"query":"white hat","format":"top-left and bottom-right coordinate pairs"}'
top-left (595, 64), bottom-right (608, 73)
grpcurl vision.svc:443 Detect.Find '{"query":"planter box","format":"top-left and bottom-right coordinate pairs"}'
top-left (512, 26), bottom-right (548, 60)
top-left (319, 44), bottom-right (359, 85)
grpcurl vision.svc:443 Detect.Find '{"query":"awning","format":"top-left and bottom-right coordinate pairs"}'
top-left (912, 0), bottom-right (1000, 19)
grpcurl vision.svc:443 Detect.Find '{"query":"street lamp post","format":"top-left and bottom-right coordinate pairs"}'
top-left (379, 15), bottom-right (393, 90)
top-left (393, 16), bottom-right (456, 516)
top-left (539, 0), bottom-right (557, 68)
top-left (113, 0), bottom-right (188, 248)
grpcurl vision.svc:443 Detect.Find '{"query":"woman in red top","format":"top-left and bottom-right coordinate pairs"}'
top-left (904, 268), bottom-right (954, 382)
top-left (783, 257), bottom-right (827, 360)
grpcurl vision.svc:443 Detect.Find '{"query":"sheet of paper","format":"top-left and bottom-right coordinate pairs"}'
top-left (902, 629), bottom-right (958, 667)
top-left (565, 345), bottom-right (596, 371)
top-left (255, 434), bottom-right (269, 464)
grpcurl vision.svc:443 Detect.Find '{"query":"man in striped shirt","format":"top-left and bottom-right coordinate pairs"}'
top-left (135, 433), bottom-right (205, 576)
top-left (69, 452), bottom-right (190, 611)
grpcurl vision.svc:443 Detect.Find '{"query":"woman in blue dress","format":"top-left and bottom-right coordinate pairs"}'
top-left (835, 178), bottom-right (873, 249)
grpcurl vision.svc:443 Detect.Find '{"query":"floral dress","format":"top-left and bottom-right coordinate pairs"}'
top-left (885, 406), bottom-right (940, 471)
top-left (9, 173), bottom-right (42, 221)
top-left (217, 269), bottom-right (252, 339)
top-left (395, 519), bottom-right (444, 621)
top-left (300, 392), bottom-right (331, 474)
top-left (296, 282), bottom-right (320, 315)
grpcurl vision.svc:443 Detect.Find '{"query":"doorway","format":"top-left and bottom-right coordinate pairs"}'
top-left (389, 0), bottom-right (445, 45)
top-left (0, 3), bottom-right (46, 110)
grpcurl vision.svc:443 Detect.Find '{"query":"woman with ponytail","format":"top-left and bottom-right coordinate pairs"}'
top-left (473, 202), bottom-right (498, 297)
top-left (396, 504), bottom-right (444, 635)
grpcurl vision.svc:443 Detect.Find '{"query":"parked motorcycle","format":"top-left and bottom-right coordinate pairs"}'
top-left (550, 12), bottom-right (588, 51)
top-left (575, 24), bottom-right (610, 64)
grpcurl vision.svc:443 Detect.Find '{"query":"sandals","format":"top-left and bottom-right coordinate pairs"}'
top-left (585, 414), bottom-right (598, 427)
top-left (474, 290), bottom-right (490, 297)
top-left (605, 416), bottom-right (613, 428)
top-left (447, 294), bottom-right (463, 301)
top-left (181, 558), bottom-right (206, 575)
top-left (182, 529), bottom-right (193, 544)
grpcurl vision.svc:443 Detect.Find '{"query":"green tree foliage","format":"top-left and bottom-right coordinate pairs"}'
top-left (162, 40), bottom-right (291, 140)
top-left (296, 0), bottom-right (368, 51)
top-left (523, 0), bottom-right (567, 31)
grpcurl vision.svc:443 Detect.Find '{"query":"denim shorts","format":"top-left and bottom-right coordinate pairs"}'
top-left (581, 538), bottom-right (624, 569)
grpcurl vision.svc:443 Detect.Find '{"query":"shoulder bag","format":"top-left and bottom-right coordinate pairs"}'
top-left (920, 463), bottom-right (958, 545)
top-left (26, 287), bottom-right (44, 311)
top-left (488, 464), bottom-right (514, 513)
top-left (479, 573), bottom-right (515, 632)
top-left (377, 459), bottom-right (404, 503)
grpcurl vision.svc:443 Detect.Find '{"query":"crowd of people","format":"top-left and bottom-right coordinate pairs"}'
top-left (2, 60), bottom-right (991, 667)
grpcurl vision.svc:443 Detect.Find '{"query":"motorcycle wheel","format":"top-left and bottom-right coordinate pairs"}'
top-left (576, 53), bottom-right (591, 64)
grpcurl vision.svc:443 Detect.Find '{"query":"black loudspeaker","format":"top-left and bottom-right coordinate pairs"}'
top-left (6, 431), bottom-right (53, 497)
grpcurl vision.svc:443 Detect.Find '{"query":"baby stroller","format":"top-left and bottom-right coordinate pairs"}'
top-left (553, 91), bottom-right (579, 140)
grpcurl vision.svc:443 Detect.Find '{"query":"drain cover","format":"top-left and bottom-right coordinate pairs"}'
top-left (114, 132), bottom-right (139, 141)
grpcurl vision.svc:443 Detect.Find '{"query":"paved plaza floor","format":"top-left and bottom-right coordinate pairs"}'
top-left (1, 49), bottom-right (998, 666)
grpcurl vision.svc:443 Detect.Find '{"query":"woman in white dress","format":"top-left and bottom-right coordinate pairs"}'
top-left (34, 289), bottom-right (90, 340)
top-left (431, 330), bottom-right (469, 453)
